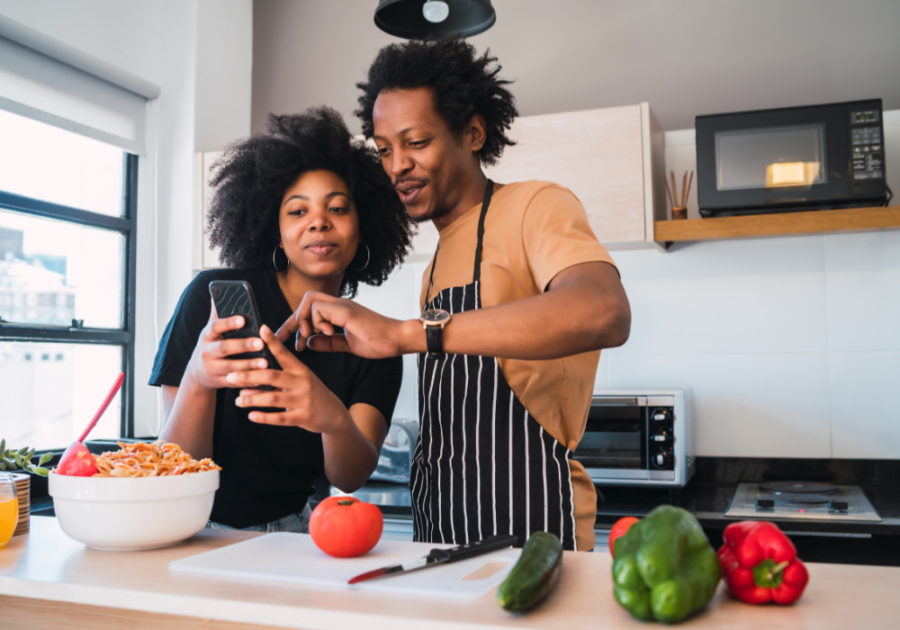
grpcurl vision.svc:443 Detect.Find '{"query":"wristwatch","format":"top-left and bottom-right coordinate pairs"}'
top-left (419, 309), bottom-right (452, 356)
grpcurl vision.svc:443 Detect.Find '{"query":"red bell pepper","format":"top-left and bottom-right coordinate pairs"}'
top-left (718, 521), bottom-right (809, 605)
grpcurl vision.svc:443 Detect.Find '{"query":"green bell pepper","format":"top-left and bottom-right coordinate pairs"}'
top-left (611, 505), bottom-right (721, 624)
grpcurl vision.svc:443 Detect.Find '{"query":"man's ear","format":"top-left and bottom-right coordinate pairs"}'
top-left (467, 113), bottom-right (487, 153)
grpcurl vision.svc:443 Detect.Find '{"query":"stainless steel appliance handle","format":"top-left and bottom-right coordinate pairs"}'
top-left (591, 397), bottom-right (640, 406)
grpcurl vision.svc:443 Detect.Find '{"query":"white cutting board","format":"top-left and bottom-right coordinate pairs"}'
top-left (170, 533), bottom-right (520, 600)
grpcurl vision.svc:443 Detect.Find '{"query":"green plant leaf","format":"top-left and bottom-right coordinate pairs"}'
top-left (39, 453), bottom-right (52, 465)
top-left (26, 448), bottom-right (34, 460)
top-left (0, 439), bottom-right (5, 454)
top-left (17, 447), bottom-right (28, 456)
top-left (0, 462), bottom-right (6, 471)
top-left (33, 467), bottom-right (49, 477)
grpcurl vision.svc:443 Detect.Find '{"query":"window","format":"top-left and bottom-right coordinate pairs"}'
top-left (0, 109), bottom-right (136, 450)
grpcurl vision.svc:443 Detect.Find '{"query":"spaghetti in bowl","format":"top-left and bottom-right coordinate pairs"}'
top-left (49, 442), bottom-right (220, 551)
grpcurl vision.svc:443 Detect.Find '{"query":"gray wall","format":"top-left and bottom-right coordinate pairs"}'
top-left (252, 0), bottom-right (900, 134)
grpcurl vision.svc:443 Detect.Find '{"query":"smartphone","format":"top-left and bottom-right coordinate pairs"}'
top-left (208, 280), bottom-right (280, 385)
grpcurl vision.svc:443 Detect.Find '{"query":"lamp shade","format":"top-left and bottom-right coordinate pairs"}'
top-left (375, 0), bottom-right (496, 39)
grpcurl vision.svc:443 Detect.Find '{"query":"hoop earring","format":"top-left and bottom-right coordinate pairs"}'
top-left (272, 244), bottom-right (289, 273)
top-left (351, 242), bottom-right (370, 271)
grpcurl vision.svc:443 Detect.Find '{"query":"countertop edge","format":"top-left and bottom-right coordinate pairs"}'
top-left (0, 573), bottom-right (505, 630)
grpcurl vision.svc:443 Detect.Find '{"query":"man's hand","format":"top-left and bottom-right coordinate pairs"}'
top-left (275, 291), bottom-right (413, 359)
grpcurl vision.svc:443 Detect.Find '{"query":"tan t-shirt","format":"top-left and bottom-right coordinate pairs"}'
top-left (419, 180), bottom-right (617, 551)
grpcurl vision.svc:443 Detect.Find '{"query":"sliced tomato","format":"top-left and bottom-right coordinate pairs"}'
top-left (608, 516), bottom-right (639, 558)
top-left (309, 496), bottom-right (383, 558)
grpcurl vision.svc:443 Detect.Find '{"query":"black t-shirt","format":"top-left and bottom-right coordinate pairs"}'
top-left (149, 268), bottom-right (402, 528)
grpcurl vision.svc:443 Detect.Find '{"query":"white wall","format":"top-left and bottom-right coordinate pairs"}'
top-left (0, 0), bottom-right (253, 436)
top-left (194, 0), bottom-right (252, 153)
top-left (355, 111), bottom-right (900, 460)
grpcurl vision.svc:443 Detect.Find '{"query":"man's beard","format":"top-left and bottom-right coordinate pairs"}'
top-left (412, 203), bottom-right (450, 224)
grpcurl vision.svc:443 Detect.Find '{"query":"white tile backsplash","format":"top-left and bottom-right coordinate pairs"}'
top-left (829, 352), bottom-right (900, 459)
top-left (607, 352), bottom-right (832, 458)
top-left (594, 350), bottom-right (610, 389)
top-left (824, 230), bottom-right (900, 353)
top-left (611, 236), bottom-right (829, 356)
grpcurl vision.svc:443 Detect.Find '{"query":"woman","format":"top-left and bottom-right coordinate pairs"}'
top-left (149, 107), bottom-right (412, 531)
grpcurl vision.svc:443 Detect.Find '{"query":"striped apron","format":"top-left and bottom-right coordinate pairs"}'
top-left (410, 181), bottom-right (579, 551)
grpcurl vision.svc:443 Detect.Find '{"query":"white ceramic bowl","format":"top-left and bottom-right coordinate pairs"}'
top-left (49, 470), bottom-right (219, 551)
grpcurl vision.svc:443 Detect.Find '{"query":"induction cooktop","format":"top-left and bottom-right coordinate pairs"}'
top-left (725, 482), bottom-right (882, 522)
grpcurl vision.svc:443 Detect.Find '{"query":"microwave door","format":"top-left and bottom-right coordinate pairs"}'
top-left (575, 404), bottom-right (648, 479)
top-left (697, 102), bottom-right (858, 215)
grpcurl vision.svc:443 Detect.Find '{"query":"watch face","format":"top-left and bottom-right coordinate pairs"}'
top-left (421, 309), bottom-right (451, 325)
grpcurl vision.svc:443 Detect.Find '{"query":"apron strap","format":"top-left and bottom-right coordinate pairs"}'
top-left (472, 179), bottom-right (494, 284)
top-left (423, 179), bottom-right (494, 307)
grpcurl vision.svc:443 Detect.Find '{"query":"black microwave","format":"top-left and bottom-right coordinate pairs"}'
top-left (696, 99), bottom-right (888, 217)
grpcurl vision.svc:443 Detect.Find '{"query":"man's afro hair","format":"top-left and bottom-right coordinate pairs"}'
top-left (206, 106), bottom-right (412, 298)
top-left (355, 37), bottom-right (518, 166)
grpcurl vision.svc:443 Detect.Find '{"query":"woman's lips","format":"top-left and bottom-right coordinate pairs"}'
top-left (305, 240), bottom-right (338, 255)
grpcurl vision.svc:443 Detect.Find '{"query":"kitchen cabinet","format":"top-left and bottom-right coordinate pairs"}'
top-left (193, 150), bottom-right (223, 271)
top-left (196, 104), bottom-right (666, 265)
top-left (409, 103), bottom-right (667, 259)
top-left (2, 517), bottom-right (897, 629)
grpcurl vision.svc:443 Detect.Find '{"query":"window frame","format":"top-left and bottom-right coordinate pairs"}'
top-left (0, 152), bottom-right (138, 440)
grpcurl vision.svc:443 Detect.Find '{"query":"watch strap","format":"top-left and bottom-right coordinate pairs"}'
top-left (425, 324), bottom-right (443, 356)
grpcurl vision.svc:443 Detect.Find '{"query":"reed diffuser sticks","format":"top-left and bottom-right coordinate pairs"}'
top-left (665, 169), bottom-right (693, 220)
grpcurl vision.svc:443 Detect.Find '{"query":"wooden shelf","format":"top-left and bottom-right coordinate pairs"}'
top-left (654, 205), bottom-right (900, 244)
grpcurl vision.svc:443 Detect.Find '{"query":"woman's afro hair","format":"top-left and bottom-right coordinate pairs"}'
top-left (206, 106), bottom-right (413, 298)
top-left (355, 37), bottom-right (518, 166)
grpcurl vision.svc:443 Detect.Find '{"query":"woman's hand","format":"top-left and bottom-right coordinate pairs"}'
top-left (228, 325), bottom-right (352, 435)
top-left (184, 300), bottom-right (270, 391)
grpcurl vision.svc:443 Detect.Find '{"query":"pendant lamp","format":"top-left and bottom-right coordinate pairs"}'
top-left (375, 0), bottom-right (496, 39)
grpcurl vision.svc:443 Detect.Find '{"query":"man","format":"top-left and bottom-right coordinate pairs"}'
top-left (279, 38), bottom-right (631, 551)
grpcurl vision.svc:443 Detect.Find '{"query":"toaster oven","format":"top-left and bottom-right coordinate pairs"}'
top-left (572, 388), bottom-right (694, 487)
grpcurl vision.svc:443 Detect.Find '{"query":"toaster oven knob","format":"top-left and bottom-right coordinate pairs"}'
top-left (652, 409), bottom-right (671, 422)
top-left (652, 432), bottom-right (668, 443)
top-left (654, 452), bottom-right (670, 467)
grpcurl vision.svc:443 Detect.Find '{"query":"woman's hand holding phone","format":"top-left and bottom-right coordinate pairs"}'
top-left (227, 325), bottom-right (351, 435)
top-left (184, 301), bottom-right (270, 391)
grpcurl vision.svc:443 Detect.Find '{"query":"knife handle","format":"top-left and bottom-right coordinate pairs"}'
top-left (436, 534), bottom-right (519, 563)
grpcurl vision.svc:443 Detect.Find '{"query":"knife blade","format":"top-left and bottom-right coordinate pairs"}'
top-left (347, 534), bottom-right (518, 584)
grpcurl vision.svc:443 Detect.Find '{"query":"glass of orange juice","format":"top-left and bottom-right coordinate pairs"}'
top-left (0, 475), bottom-right (18, 548)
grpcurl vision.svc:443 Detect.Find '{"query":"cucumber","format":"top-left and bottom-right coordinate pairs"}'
top-left (496, 531), bottom-right (563, 613)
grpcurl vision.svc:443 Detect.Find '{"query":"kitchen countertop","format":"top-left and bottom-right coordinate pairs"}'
top-left (323, 457), bottom-right (900, 537)
top-left (320, 480), bottom-right (900, 535)
top-left (316, 457), bottom-right (900, 566)
top-left (1, 516), bottom-right (897, 630)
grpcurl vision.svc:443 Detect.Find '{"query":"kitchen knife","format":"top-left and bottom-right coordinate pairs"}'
top-left (347, 534), bottom-right (518, 584)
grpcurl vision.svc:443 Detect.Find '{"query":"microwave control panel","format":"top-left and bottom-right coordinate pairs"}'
top-left (649, 406), bottom-right (676, 473)
top-left (848, 105), bottom-right (885, 195)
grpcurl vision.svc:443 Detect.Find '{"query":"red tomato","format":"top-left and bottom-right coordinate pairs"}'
top-left (608, 516), bottom-right (639, 558)
top-left (309, 496), bottom-right (383, 558)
